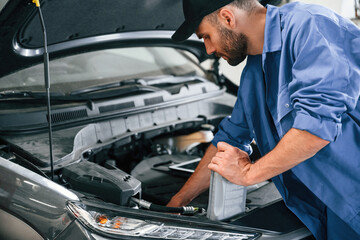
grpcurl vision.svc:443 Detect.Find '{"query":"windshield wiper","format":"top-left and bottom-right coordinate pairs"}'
top-left (68, 75), bottom-right (180, 96)
top-left (69, 79), bottom-right (138, 96)
top-left (70, 75), bottom-right (206, 96)
top-left (136, 75), bottom-right (206, 86)
top-left (0, 90), bottom-right (64, 99)
top-left (0, 85), bottom-right (159, 102)
top-left (69, 83), bottom-right (161, 97)
top-left (0, 76), bottom-right (206, 100)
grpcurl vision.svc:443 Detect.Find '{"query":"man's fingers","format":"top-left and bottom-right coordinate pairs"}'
top-left (217, 141), bottom-right (232, 152)
top-left (218, 142), bottom-right (249, 157)
top-left (209, 156), bottom-right (226, 174)
top-left (211, 156), bottom-right (221, 165)
top-left (208, 162), bottom-right (221, 173)
top-left (215, 151), bottom-right (227, 158)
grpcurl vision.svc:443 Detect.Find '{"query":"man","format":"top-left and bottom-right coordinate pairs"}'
top-left (168, 0), bottom-right (360, 239)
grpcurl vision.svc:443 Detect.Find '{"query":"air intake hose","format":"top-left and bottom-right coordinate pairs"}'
top-left (131, 198), bottom-right (204, 215)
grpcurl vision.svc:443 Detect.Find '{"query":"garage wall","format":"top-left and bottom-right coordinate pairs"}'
top-left (218, 0), bottom-right (357, 85)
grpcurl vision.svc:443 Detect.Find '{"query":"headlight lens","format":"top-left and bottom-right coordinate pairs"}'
top-left (67, 201), bottom-right (160, 236)
top-left (67, 201), bottom-right (260, 239)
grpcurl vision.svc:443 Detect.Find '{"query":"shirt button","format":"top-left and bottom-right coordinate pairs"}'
top-left (285, 104), bottom-right (290, 108)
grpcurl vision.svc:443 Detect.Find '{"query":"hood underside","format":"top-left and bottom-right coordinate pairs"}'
top-left (0, 0), bottom-right (209, 78)
top-left (0, 0), bottom-right (277, 78)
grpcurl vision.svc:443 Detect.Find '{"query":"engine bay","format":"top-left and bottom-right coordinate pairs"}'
top-left (0, 117), bottom-right (279, 218)
top-left (0, 113), bottom-right (220, 205)
top-left (0, 110), bottom-right (312, 237)
top-left (61, 128), bottom-right (215, 209)
top-left (0, 85), bottom-right (298, 228)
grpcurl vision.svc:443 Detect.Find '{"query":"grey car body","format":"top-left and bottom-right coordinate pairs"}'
top-left (0, 0), bottom-right (312, 239)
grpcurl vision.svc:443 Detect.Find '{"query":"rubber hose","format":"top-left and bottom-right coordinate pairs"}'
top-left (149, 204), bottom-right (184, 213)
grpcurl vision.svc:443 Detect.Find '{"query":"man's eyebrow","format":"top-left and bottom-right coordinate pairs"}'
top-left (196, 31), bottom-right (204, 39)
top-left (195, 31), bottom-right (204, 39)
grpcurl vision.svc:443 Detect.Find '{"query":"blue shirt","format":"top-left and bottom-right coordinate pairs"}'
top-left (212, 3), bottom-right (360, 239)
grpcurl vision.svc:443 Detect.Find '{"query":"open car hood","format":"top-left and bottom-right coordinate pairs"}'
top-left (0, 0), bottom-right (210, 78)
top-left (0, 0), bottom-right (277, 78)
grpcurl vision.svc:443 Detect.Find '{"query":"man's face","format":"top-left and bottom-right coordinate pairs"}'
top-left (217, 24), bottom-right (248, 66)
top-left (196, 18), bottom-right (248, 66)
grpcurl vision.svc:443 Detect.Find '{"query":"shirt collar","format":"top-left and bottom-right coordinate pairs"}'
top-left (263, 4), bottom-right (282, 53)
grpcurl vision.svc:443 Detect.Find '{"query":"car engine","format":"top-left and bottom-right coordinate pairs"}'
top-left (0, 114), bottom-right (224, 213)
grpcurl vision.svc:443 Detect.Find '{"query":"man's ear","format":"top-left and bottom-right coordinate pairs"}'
top-left (218, 8), bottom-right (236, 29)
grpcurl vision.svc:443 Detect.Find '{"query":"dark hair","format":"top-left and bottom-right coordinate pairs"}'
top-left (204, 0), bottom-right (258, 24)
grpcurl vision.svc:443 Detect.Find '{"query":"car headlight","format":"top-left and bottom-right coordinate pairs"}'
top-left (67, 201), bottom-right (260, 239)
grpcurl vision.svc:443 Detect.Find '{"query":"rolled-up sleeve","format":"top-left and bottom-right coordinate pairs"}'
top-left (289, 13), bottom-right (360, 142)
top-left (212, 95), bottom-right (253, 154)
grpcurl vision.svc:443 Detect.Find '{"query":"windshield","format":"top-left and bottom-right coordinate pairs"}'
top-left (0, 47), bottom-right (206, 94)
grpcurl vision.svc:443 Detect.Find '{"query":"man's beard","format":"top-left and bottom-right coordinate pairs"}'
top-left (217, 26), bottom-right (248, 66)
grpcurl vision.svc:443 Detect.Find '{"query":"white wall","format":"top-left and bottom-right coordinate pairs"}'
top-left (219, 0), bottom-right (357, 85)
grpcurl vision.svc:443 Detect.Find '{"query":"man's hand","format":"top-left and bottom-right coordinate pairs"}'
top-left (208, 142), bottom-right (253, 186)
top-left (209, 129), bottom-right (329, 187)
top-left (167, 144), bottom-right (217, 207)
top-left (167, 128), bottom-right (329, 207)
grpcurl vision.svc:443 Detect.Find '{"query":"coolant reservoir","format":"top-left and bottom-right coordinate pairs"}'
top-left (207, 171), bottom-right (247, 221)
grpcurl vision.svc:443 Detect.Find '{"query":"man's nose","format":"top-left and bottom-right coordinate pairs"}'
top-left (204, 41), bottom-right (216, 55)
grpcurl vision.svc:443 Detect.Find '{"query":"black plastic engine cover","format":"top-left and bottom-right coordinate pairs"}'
top-left (62, 160), bottom-right (141, 206)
